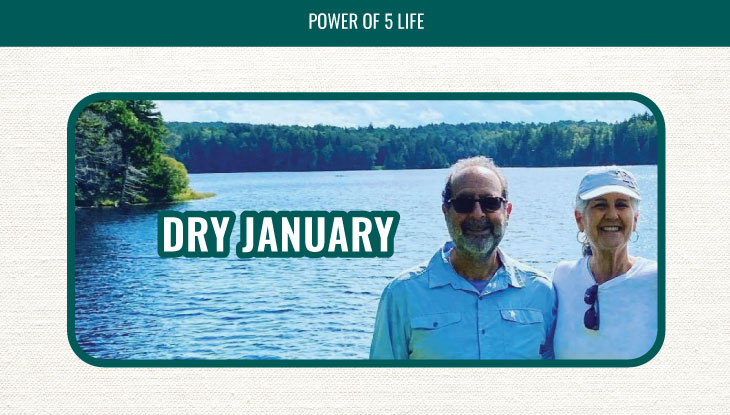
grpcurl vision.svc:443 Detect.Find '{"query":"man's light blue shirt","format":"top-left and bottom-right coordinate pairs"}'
top-left (370, 242), bottom-right (557, 360)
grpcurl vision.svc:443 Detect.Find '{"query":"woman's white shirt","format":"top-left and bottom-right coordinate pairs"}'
top-left (552, 256), bottom-right (658, 359)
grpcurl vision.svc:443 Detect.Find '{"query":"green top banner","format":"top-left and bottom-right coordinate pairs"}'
top-left (2, 1), bottom-right (728, 46)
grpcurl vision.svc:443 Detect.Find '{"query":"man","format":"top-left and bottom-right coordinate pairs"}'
top-left (370, 156), bottom-right (556, 359)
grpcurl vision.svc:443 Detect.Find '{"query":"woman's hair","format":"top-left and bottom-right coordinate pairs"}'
top-left (575, 195), bottom-right (640, 256)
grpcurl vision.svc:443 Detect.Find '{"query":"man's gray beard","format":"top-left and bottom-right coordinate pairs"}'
top-left (447, 220), bottom-right (503, 259)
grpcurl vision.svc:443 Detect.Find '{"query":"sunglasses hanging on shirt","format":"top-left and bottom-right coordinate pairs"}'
top-left (584, 284), bottom-right (600, 330)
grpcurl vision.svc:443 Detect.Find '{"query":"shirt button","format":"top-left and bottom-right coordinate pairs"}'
top-left (433, 322), bottom-right (438, 328)
top-left (481, 329), bottom-right (486, 335)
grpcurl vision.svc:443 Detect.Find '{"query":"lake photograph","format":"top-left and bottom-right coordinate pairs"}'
top-left (72, 98), bottom-right (660, 361)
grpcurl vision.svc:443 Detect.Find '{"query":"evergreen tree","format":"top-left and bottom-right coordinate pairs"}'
top-left (75, 100), bottom-right (200, 207)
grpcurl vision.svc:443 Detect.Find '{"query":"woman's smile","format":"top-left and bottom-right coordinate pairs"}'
top-left (580, 192), bottom-right (637, 253)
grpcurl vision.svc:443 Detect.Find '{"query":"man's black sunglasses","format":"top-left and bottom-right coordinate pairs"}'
top-left (447, 196), bottom-right (507, 214)
top-left (584, 284), bottom-right (599, 330)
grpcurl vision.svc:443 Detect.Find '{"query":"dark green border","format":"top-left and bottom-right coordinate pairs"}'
top-left (68, 92), bottom-right (666, 367)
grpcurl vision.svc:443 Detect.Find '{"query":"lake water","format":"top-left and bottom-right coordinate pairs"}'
top-left (74, 166), bottom-right (658, 359)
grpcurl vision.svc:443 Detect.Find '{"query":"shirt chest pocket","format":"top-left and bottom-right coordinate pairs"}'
top-left (411, 312), bottom-right (462, 330)
top-left (499, 308), bottom-right (545, 359)
top-left (408, 312), bottom-right (463, 359)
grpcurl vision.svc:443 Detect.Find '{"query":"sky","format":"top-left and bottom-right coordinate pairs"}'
top-left (154, 100), bottom-right (650, 128)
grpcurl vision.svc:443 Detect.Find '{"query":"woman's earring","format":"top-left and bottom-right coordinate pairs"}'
top-left (577, 231), bottom-right (587, 244)
top-left (631, 231), bottom-right (639, 242)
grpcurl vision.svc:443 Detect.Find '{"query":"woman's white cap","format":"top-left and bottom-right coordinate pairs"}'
top-left (578, 166), bottom-right (641, 200)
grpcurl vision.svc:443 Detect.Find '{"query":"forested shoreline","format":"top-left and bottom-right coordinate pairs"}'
top-left (75, 101), bottom-right (212, 207)
top-left (164, 113), bottom-right (657, 173)
top-left (75, 100), bottom-right (657, 208)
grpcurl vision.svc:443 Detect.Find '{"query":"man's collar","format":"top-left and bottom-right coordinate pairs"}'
top-left (428, 242), bottom-right (525, 291)
top-left (497, 249), bottom-right (526, 288)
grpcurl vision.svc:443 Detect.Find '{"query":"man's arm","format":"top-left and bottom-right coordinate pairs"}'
top-left (370, 283), bottom-right (409, 360)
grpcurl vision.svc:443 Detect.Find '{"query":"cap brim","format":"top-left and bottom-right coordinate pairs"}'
top-left (580, 185), bottom-right (641, 200)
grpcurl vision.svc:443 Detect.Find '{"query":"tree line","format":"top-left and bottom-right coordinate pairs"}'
top-left (75, 100), bottom-right (209, 207)
top-left (163, 113), bottom-right (658, 173)
top-left (75, 102), bottom-right (657, 207)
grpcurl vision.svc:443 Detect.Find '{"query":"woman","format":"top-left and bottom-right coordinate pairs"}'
top-left (552, 166), bottom-right (658, 359)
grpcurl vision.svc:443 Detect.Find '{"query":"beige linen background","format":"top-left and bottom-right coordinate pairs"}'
top-left (0, 48), bottom-right (727, 413)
